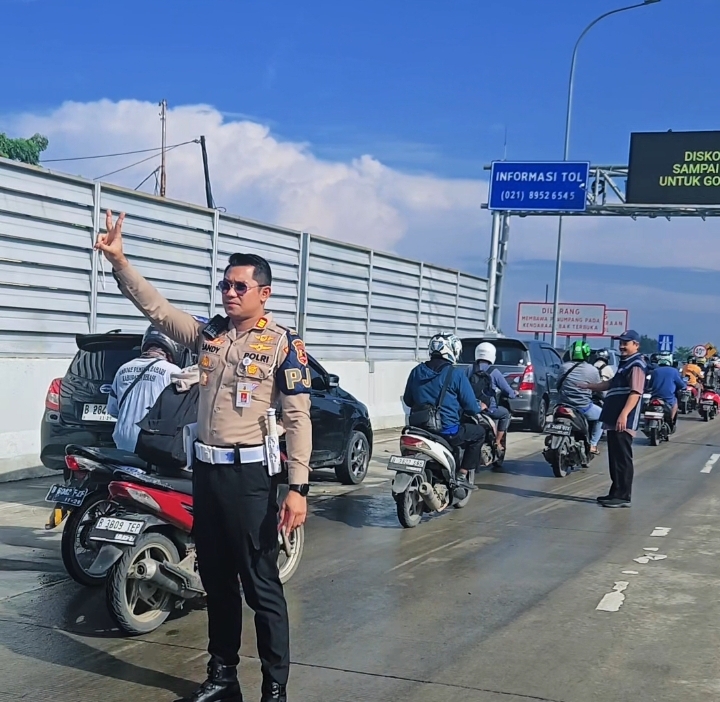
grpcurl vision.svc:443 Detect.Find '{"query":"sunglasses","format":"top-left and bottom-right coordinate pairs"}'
top-left (217, 279), bottom-right (262, 296)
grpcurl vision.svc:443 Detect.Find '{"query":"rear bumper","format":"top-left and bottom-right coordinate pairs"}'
top-left (508, 392), bottom-right (533, 416)
top-left (40, 413), bottom-right (115, 471)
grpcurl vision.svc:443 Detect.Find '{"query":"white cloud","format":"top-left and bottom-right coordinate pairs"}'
top-left (5, 99), bottom-right (484, 256)
top-left (5, 98), bottom-right (717, 275)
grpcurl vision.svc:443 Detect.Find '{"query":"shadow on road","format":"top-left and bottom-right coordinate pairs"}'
top-left (487, 459), bottom-right (550, 478)
top-left (475, 482), bottom-right (597, 504)
top-left (311, 493), bottom-right (399, 529)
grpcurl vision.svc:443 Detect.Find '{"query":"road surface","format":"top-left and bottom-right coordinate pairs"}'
top-left (1, 417), bottom-right (720, 701)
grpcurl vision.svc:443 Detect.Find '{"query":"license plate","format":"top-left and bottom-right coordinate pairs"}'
top-left (702, 401), bottom-right (715, 406)
top-left (95, 517), bottom-right (144, 534)
top-left (644, 412), bottom-right (663, 419)
top-left (544, 422), bottom-right (572, 436)
top-left (81, 403), bottom-right (116, 422)
top-left (388, 455), bottom-right (426, 473)
top-left (44, 484), bottom-right (88, 507)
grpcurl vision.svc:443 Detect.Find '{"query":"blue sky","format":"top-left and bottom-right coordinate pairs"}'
top-left (3, 0), bottom-right (720, 345)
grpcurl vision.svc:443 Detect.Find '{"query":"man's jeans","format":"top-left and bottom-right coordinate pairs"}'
top-left (581, 403), bottom-right (604, 447)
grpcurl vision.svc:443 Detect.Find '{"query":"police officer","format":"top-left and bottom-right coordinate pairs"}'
top-left (96, 211), bottom-right (311, 702)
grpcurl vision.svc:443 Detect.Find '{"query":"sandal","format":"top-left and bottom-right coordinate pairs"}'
top-left (590, 447), bottom-right (600, 455)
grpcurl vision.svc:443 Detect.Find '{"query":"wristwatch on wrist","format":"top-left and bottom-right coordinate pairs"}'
top-left (288, 484), bottom-right (310, 497)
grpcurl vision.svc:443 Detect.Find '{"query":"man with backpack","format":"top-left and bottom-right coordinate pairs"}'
top-left (107, 326), bottom-right (184, 452)
top-left (557, 340), bottom-right (603, 455)
top-left (403, 333), bottom-right (484, 491)
top-left (468, 342), bottom-right (516, 451)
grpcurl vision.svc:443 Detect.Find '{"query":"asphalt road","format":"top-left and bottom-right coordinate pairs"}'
top-left (2, 417), bottom-right (720, 701)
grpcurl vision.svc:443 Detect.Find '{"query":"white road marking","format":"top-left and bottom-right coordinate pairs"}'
top-left (622, 570), bottom-right (639, 575)
top-left (387, 539), bottom-right (464, 573)
top-left (701, 453), bottom-right (720, 473)
top-left (596, 581), bottom-right (629, 612)
top-left (644, 547), bottom-right (659, 552)
top-left (651, 527), bottom-right (671, 537)
top-left (634, 554), bottom-right (668, 564)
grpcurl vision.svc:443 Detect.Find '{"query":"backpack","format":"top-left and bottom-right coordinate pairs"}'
top-left (408, 365), bottom-right (454, 433)
top-left (135, 383), bottom-right (199, 474)
top-left (469, 368), bottom-right (494, 406)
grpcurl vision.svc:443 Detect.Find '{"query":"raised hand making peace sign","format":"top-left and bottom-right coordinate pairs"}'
top-left (94, 210), bottom-right (129, 270)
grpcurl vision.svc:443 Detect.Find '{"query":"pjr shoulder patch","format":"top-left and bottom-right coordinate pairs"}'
top-left (277, 330), bottom-right (311, 395)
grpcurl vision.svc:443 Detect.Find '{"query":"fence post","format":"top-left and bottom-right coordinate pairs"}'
top-left (454, 271), bottom-right (461, 335)
top-left (296, 231), bottom-right (310, 337)
top-left (89, 182), bottom-right (101, 333)
top-left (209, 210), bottom-right (220, 318)
top-left (415, 262), bottom-right (424, 360)
top-left (365, 250), bottom-right (374, 361)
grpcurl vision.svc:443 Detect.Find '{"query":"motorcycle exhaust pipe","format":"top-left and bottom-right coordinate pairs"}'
top-left (418, 481), bottom-right (445, 512)
top-left (134, 558), bottom-right (187, 598)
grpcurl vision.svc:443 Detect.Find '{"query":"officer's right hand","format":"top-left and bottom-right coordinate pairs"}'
top-left (95, 210), bottom-right (129, 270)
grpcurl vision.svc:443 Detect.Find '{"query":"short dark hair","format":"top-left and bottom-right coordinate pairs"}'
top-left (224, 253), bottom-right (272, 287)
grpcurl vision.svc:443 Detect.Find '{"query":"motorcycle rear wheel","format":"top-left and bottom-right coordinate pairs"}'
top-left (650, 428), bottom-right (660, 446)
top-left (454, 469), bottom-right (475, 509)
top-left (106, 532), bottom-right (179, 635)
top-left (550, 451), bottom-right (568, 478)
top-left (395, 475), bottom-right (424, 528)
top-left (702, 411), bottom-right (710, 422)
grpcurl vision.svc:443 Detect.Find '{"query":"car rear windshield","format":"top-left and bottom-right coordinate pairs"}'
top-left (68, 349), bottom-right (139, 382)
top-left (459, 339), bottom-right (528, 366)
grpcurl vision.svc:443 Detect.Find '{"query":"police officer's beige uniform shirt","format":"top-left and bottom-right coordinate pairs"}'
top-left (114, 264), bottom-right (312, 483)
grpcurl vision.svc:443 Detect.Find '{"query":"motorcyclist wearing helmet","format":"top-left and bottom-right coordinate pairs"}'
top-left (403, 332), bottom-right (484, 491)
top-left (557, 341), bottom-right (603, 454)
top-left (593, 349), bottom-right (616, 382)
top-left (648, 354), bottom-right (686, 427)
top-left (108, 325), bottom-right (185, 452)
top-left (467, 342), bottom-right (516, 451)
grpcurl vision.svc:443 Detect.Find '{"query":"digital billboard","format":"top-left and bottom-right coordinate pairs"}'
top-left (626, 130), bottom-right (720, 205)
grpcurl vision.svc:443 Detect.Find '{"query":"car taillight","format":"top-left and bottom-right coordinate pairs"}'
top-left (401, 435), bottom-right (424, 448)
top-left (65, 455), bottom-right (81, 471)
top-left (45, 378), bottom-right (62, 411)
top-left (519, 364), bottom-right (535, 391)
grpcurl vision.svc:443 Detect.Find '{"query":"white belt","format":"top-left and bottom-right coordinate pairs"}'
top-left (194, 442), bottom-right (265, 465)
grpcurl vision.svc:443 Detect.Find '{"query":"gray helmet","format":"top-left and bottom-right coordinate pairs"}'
top-left (141, 326), bottom-right (184, 366)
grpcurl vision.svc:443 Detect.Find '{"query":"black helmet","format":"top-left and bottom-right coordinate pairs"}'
top-left (595, 349), bottom-right (610, 363)
top-left (141, 326), bottom-right (184, 366)
top-left (650, 353), bottom-right (660, 364)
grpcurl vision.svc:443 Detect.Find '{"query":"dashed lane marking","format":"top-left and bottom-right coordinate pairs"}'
top-left (596, 581), bottom-right (629, 612)
top-left (701, 453), bottom-right (720, 473)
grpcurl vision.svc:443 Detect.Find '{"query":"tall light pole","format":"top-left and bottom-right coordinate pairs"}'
top-left (550, 0), bottom-right (661, 347)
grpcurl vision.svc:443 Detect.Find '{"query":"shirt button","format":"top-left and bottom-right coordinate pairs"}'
top-left (214, 407), bottom-right (219, 413)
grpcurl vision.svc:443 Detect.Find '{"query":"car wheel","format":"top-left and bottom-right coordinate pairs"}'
top-left (334, 430), bottom-right (370, 485)
top-left (531, 396), bottom-right (548, 433)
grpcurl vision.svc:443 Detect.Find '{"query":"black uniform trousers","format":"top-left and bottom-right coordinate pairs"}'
top-left (192, 459), bottom-right (290, 685)
top-left (606, 430), bottom-right (634, 502)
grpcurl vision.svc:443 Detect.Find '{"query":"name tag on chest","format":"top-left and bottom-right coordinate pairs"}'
top-left (236, 382), bottom-right (258, 408)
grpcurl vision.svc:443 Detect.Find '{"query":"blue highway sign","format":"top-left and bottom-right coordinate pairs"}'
top-left (658, 334), bottom-right (674, 354)
top-left (488, 161), bottom-right (590, 212)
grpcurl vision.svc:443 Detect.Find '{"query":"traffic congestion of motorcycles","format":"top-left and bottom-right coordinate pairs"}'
top-left (42, 330), bottom-right (719, 635)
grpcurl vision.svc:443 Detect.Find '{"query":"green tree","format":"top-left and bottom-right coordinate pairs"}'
top-left (0, 133), bottom-right (49, 165)
top-left (639, 335), bottom-right (657, 354)
top-left (675, 345), bottom-right (692, 361)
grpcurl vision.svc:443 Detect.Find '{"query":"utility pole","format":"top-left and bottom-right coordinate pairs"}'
top-left (159, 99), bottom-right (167, 197)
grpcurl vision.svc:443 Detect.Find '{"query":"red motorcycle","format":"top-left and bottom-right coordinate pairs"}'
top-left (699, 390), bottom-right (720, 422)
top-left (88, 469), bottom-right (304, 635)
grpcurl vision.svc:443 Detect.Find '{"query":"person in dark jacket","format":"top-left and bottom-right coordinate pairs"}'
top-left (403, 333), bottom-right (484, 490)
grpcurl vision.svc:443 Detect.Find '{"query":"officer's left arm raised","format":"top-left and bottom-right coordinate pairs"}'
top-left (276, 330), bottom-right (312, 484)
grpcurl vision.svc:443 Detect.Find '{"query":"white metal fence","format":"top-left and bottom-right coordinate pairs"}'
top-left (0, 157), bottom-right (488, 360)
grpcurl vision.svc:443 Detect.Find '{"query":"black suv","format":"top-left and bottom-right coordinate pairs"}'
top-left (41, 332), bottom-right (373, 484)
top-left (459, 337), bottom-right (563, 431)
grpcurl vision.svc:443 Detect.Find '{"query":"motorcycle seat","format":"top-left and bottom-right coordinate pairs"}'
top-left (66, 444), bottom-right (149, 470)
top-left (156, 476), bottom-right (193, 496)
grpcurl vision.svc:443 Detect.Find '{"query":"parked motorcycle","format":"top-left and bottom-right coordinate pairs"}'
top-left (44, 445), bottom-right (150, 586)
top-left (642, 398), bottom-right (673, 446)
top-left (542, 405), bottom-right (595, 478)
top-left (88, 470), bottom-right (303, 635)
top-left (699, 390), bottom-right (720, 422)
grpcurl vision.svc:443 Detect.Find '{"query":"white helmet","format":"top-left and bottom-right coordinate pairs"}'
top-left (428, 332), bottom-right (462, 364)
top-left (475, 342), bottom-right (497, 364)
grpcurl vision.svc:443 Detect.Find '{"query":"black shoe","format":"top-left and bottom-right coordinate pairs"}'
top-left (596, 494), bottom-right (613, 503)
top-left (181, 658), bottom-right (242, 702)
top-left (601, 498), bottom-right (631, 508)
top-left (261, 681), bottom-right (287, 702)
top-left (455, 473), bottom-right (478, 491)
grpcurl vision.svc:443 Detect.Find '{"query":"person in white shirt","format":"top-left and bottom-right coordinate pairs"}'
top-left (108, 326), bottom-right (184, 452)
top-left (594, 349), bottom-right (616, 383)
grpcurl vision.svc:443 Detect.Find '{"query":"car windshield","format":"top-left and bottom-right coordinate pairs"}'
top-left (459, 340), bottom-right (527, 366)
top-left (68, 349), bottom-right (139, 382)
